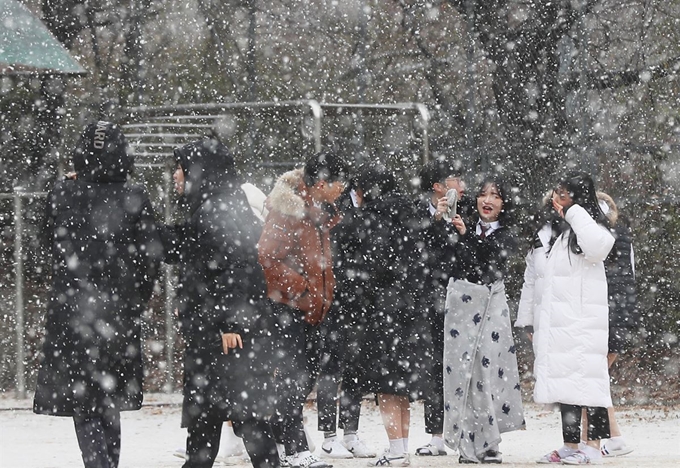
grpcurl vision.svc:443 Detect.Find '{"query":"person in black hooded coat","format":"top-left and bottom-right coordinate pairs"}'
top-left (343, 164), bottom-right (429, 467)
top-left (165, 138), bottom-right (278, 468)
top-left (33, 121), bottom-right (163, 468)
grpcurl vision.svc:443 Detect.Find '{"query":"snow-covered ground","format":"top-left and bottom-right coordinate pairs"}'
top-left (1, 394), bottom-right (678, 467)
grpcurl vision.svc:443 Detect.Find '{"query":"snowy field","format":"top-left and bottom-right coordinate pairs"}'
top-left (1, 395), bottom-right (678, 467)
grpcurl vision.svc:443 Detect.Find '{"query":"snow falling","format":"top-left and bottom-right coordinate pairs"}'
top-left (1, 1), bottom-right (679, 467)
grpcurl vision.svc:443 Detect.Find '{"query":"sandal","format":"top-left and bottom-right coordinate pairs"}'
top-left (415, 443), bottom-right (446, 456)
top-left (561, 451), bottom-right (602, 465)
top-left (536, 450), bottom-right (562, 464)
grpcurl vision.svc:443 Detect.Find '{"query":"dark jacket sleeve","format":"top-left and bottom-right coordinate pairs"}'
top-left (605, 224), bottom-right (639, 351)
top-left (159, 223), bottom-right (184, 265)
top-left (196, 201), bottom-right (267, 335)
top-left (331, 210), bottom-right (363, 303)
top-left (415, 200), bottom-right (460, 288)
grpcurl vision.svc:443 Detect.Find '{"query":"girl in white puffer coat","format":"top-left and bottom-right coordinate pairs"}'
top-left (530, 172), bottom-right (615, 466)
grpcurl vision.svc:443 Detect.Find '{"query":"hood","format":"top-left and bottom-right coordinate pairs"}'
top-left (174, 138), bottom-right (242, 211)
top-left (597, 191), bottom-right (619, 226)
top-left (73, 121), bottom-right (132, 183)
top-left (266, 168), bottom-right (308, 219)
top-left (362, 190), bottom-right (418, 225)
top-left (241, 182), bottom-right (268, 222)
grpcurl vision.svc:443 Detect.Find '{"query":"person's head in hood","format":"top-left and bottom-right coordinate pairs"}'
top-left (173, 138), bottom-right (242, 209)
top-left (596, 191), bottom-right (619, 226)
top-left (354, 163), bottom-right (398, 205)
top-left (72, 121), bottom-right (132, 183)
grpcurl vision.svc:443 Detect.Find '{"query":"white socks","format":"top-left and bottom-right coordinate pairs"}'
top-left (388, 438), bottom-right (408, 455)
top-left (430, 436), bottom-right (445, 451)
top-left (343, 433), bottom-right (358, 443)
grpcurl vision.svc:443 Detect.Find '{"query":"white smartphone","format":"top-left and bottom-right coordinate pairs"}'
top-left (443, 188), bottom-right (458, 221)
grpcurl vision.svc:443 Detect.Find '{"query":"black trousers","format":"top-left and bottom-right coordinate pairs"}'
top-left (317, 305), bottom-right (366, 434)
top-left (183, 413), bottom-right (279, 468)
top-left (317, 370), bottom-right (363, 434)
top-left (561, 404), bottom-right (610, 444)
top-left (270, 302), bottom-right (322, 456)
top-left (423, 305), bottom-right (445, 435)
top-left (73, 409), bottom-right (121, 468)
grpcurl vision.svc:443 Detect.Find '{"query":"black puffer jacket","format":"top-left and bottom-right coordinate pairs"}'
top-left (606, 223), bottom-right (639, 353)
top-left (169, 139), bottom-right (275, 427)
top-left (34, 122), bottom-right (163, 416)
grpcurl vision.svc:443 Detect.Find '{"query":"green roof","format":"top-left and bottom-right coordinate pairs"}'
top-left (0, 0), bottom-right (86, 75)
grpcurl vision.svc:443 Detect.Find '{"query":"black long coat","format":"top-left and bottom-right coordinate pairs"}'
top-left (168, 139), bottom-right (275, 427)
top-left (34, 129), bottom-right (162, 416)
top-left (340, 192), bottom-right (430, 399)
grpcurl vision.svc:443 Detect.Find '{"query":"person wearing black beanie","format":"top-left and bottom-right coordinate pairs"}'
top-left (33, 121), bottom-right (163, 468)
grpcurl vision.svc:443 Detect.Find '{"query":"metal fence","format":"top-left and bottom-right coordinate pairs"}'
top-left (0, 189), bottom-right (46, 397)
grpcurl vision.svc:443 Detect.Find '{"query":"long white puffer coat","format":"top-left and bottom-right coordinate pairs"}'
top-left (533, 205), bottom-right (615, 408)
top-left (515, 224), bottom-right (553, 329)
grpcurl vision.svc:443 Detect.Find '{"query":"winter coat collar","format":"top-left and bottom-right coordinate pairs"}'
top-left (266, 168), bottom-right (311, 220)
top-left (536, 224), bottom-right (553, 251)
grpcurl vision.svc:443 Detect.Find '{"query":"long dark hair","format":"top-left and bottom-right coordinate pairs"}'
top-left (475, 174), bottom-right (514, 227)
top-left (558, 171), bottom-right (609, 254)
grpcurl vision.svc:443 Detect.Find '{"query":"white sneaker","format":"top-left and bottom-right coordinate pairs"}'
top-left (320, 438), bottom-right (354, 459)
top-left (342, 437), bottom-right (376, 458)
top-left (218, 437), bottom-right (245, 457)
top-left (293, 451), bottom-right (333, 468)
top-left (216, 437), bottom-right (248, 465)
top-left (367, 450), bottom-right (410, 466)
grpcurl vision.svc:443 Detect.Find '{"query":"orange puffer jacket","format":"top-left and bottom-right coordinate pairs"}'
top-left (258, 169), bottom-right (341, 326)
